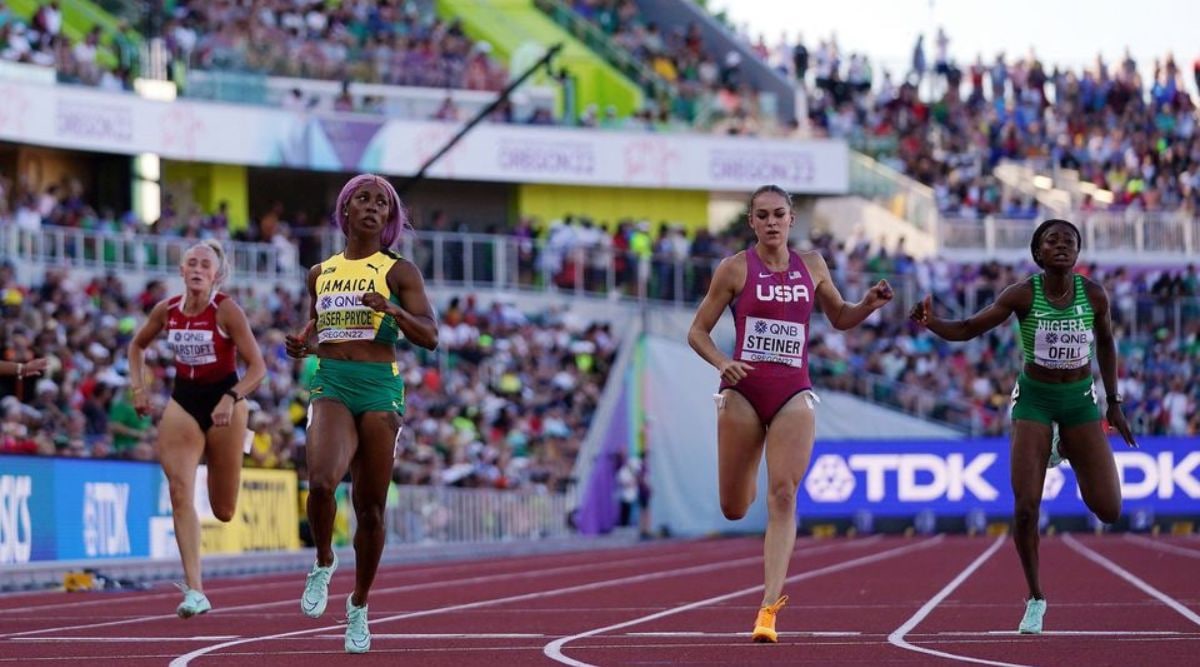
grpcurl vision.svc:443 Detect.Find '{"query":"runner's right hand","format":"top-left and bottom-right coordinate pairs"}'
top-left (909, 295), bottom-right (933, 325)
top-left (286, 320), bottom-right (316, 358)
top-left (718, 359), bottom-right (755, 384)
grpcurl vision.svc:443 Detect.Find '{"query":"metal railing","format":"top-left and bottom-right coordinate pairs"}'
top-left (940, 211), bottom-right (1200, 264)
top-left (0, 224), bottom-right (302, 283)
top-left (381, 485), bottom-right (573, 544)
top-left (290, 227), bottom-right (719, 309)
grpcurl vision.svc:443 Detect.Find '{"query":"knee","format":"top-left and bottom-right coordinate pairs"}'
top-left (1095, 505), bottom-right (1120, 525)
top-left (307, 478), bottom-right (338, 501)
top-left (1012, 500), bottom-right (1039, 527)
top-left (211, 504), bottom-right (236, 523)
top-left (720, 499), bottom-right (748, 521)
top-left (767, 481), bottom-right (797, 515)
top-left (355, 504), bottom-right (385, 531)
top-left (167, 479), bottom-right (192, 507)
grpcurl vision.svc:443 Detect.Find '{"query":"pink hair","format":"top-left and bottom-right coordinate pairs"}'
top-left (332, 174), bottom-right (409, 248)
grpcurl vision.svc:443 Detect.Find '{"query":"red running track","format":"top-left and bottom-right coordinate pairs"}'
top-left (0, 533), bottom-right (1197, 665)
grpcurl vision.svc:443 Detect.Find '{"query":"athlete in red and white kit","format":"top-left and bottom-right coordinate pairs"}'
top-left (689, 185), bottom-right (893, 643)
top-left (129, 240), bottom-right (266, 618)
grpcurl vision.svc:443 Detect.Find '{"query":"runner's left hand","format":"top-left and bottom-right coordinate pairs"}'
top-left (211, 395), bottom-right (234, 428)
top-left (1106, 404), bottom-right (1137, 448)
top-left (362, 292), bottom-right (395, 315)
top-left (865, 279), bottom-right (894, 309)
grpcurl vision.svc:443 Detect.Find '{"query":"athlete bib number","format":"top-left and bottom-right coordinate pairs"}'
top-left (1033, 328), bottom-right (1092, 370)
top-left (741, 317), bottom-right (806, 368)
top-left (167, 329), bottom-right (216, 366)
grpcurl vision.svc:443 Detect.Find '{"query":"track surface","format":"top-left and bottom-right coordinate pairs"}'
top-left (2, 533), bottom-right (1197, 665)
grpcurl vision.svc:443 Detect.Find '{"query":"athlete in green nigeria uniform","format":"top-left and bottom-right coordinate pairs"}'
top-left (909, 219), bottom-right (1137, 636)
top-left (286, 174), bottom-right (438, 654)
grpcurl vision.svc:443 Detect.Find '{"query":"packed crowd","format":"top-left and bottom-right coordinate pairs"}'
top-left (556, 0), bottom-right (770, 134)
top-left (0, 260), bottom-right (617, 494)
top-left (779, 29), bottom-right (1200, 217)
top-left (0, 0), bottom-right (139, 89)
top-left (166, 0), bottom-right (509, 96)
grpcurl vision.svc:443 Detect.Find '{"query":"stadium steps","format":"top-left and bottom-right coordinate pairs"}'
top-left (531, 0), bottom-right (679, 115)
top-left (435, 0), bottom-right (643, 119)
top-left (629, 0), bottom-right (798, 123)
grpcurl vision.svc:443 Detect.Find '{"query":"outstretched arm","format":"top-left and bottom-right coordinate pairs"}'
top-left (910, 283), bottom-right (1027, 341)
top-left (807, 252), bottom-right (894, 330)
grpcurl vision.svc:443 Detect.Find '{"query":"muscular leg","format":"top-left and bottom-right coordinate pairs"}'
top-left (306, 400), bottom-right (358, 568)
top-left (347, 411), bottom-right (401, 607)
top-left (203, 400), bottom-right (249, 523)
top-left (1011, 420), bottom-right (1052, 600)
top-left (157, 401), bottom-right (206, 591)
top-left (760, 394), bottom-right (816, 607)
top-left (716, 390), bottom-right (766, 521)
top-left (1059, 421), bottom-right (1121, 524)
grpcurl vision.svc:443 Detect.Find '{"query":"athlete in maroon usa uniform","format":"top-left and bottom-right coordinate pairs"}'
top-left (129, 240), bottom-right (266, 619)
top-left (689, 185), bottom-right (893, 643)
top-left (721, 245), bottom-right (817, 424)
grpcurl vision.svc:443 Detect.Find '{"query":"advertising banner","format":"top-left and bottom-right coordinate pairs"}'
top-left (0, 456), bottom-right (160, 563)
top-left (800, 437), bottom-right (1200, 518)
top-left (193, 466), bottom-right (300, 555)
top-left (0, 82), bottom-right (849, 193)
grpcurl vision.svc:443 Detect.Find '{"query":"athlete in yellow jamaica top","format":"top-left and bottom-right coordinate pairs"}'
top-left (285, 174), bottom-right (438, 655)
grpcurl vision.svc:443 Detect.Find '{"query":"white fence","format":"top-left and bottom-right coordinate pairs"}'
top-left (381, 485), bottom-right (573, 544)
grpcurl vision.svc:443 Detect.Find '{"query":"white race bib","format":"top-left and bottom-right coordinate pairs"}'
top-left (741, 316), bottom-right (806, 368)
top-left (167, 329), bottom-right (217, 366)
top-left (316, 291), bottom-right (377, 343)
top-left (1033, 326), bottom-right (1092, 370)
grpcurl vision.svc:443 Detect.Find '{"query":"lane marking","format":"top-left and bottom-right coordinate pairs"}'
top-left (171, 538), bottom-right (880, 665)
top-left (1, 542), bottom-right (746, 640)
top-left (543, 536), bottom-right (943, 666)
top-left (1064, 533), bottom-right (1200, 627)
top-left (1123, 534), bottom-right (1200, 560)
top-left (887, 535), bottom-right (1026, 667)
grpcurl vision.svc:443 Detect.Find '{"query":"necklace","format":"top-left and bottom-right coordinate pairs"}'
top-left (1046, 276), bottom-right (1071, 301)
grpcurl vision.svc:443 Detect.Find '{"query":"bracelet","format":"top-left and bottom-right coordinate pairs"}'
top-left (16, 363), bottom-right (23, 379)
top-left (131, 386), bottom-right (145, 394)
top-left (224, 389), bottom-right (244, 403)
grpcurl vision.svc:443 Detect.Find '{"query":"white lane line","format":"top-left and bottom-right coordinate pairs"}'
top-left (7, 636), bottom-right (240, 642)
top-left (313, 633), bottom-right (546, 639)
top-left (542, 535), bottom-right (943, 667)
top-left (1124, 534), bottom-right (1200, 559)
top-left (624, 630), bottom-right (862, 637)
top-left (937, 630), bottom-right (1186, 636)
top-left (169, 537), bottom-right (879, 666)
top-left (0, 542), bottom-right (737, 640)
top-left (887, 535), bottom-right (1025, 667)
top-left (1064, 533), bottom-right (1200, 627)
top-left (0, 539), bottom-right (751, 616)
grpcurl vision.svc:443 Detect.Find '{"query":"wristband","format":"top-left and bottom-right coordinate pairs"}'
top-left (225, 390), bottom-right (244, 403)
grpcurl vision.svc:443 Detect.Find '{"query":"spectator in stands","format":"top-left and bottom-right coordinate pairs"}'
top-left (910, 219), bottom-right (1136, 635)
top-left (688, 185), bottom-right (893, 644)
top-left (128, 239), bottom-right (267, 619)
top-left (286, 174), bottom-right (437, 654)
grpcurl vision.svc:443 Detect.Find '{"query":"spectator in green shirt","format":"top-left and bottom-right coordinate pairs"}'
top-left (108, 385), bottom-right (151, 457)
